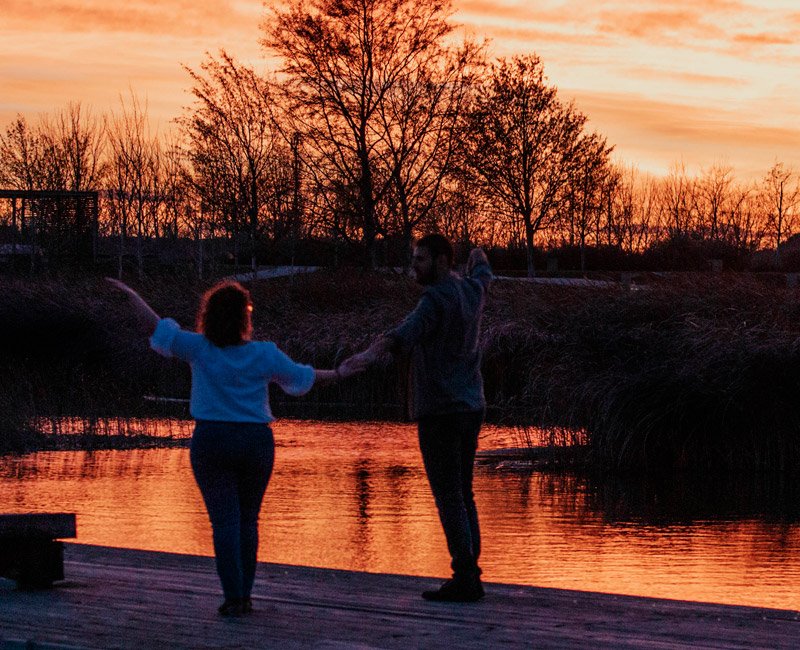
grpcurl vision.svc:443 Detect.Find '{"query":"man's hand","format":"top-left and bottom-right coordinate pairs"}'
top-left (467, 247), bottom-right (488, 274)
top-left (338, 336), bottom-right (393, 378)
top-left (337, 353), bottom-right (371, 378)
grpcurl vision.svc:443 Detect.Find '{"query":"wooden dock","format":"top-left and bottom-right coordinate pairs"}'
top-left (0, 543), bottom-right (797, 649)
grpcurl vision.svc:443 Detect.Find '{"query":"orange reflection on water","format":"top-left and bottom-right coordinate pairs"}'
top-left (1, 420), bottom-right (799, 612)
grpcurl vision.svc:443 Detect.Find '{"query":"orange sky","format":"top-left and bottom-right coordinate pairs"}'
top-left (3, 0), bottom-right (800, 180)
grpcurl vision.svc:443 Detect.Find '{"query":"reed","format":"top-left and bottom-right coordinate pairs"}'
top-left (2, 271), bottom-right (800, 472)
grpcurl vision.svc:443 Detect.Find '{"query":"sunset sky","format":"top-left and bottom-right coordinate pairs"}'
top-left (2, 0), bottom-right (800, 180)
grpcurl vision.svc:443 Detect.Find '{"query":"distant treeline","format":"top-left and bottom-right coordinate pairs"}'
top-left (2, 271), bottom-right (800, 473)
top-left (2, 0), bottom-right (799, 279)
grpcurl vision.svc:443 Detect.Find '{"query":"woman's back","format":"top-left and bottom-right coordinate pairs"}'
top-left (150, 318), bottom-right (314, 423)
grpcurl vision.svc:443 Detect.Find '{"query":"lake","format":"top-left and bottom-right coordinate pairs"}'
top-left (2, 419), bottom-right (799, 611)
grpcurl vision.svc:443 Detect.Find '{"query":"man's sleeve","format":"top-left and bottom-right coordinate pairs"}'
top-left (469, 260), bottom-right (493, 293)
top-left (385, 293), bottom-right (438, 355)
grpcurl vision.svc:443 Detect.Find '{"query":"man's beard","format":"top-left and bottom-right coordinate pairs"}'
top-left (415, 267), bottom-right (436, 285)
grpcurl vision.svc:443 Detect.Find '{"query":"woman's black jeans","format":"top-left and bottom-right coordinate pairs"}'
top-left (417, 410), bottom-right (483, 579)
top-left (190, 420), bottom-right (274, 601)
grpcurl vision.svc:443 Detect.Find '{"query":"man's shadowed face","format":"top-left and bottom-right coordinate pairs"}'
top-left (411, 246), bottom-right (436, 285)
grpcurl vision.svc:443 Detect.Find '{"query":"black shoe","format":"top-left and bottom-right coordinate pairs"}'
top-left (242, 597), bottom-right (253, 614)
top-left (422, 576), bottom-right (485, 602)
top-left (218, 598), bottom-right (244, 617)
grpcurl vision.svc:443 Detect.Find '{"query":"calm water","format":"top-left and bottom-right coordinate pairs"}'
top-left (2, 419), bottom-right (800, 612)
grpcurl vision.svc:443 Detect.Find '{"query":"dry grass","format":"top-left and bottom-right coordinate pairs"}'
top-left (3, 271), bottom-right (800, 471)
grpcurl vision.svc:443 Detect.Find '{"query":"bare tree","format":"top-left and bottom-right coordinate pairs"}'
top-left (760, 161), bottom-right (800, 264)
top-left (695, 161), bottom-right (734, 242)
top-left (0, 116), bottom-right (46, 190)
top-left (105, 93), bottom-right (161, 279)
top-left (660, 160), bottom-right (696, 237)
top-left (465, 54), bottom-right (596, 276)
top-left (610, 165), bottom-right (661, 254)
top-left (725, 182), bottom-right (763, 253)
top-left (377, 39), bottom-right (485, 260)
top-left (562, 132), bottom-right (613, 271)
top-left (182, 51), bottom-right (287, 273)
top-left (38, 103), bottom-right (106, 192)
top-left (264, 0), bottom-right (455, 267)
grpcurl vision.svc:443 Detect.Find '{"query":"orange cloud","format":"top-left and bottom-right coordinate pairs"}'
top-left (598, 10), bottom-right (724, 41)
top-left (568, 89), bottom-right (800, 179)
top-left (623, 67), bottom-right (747, 88)
top-left (2, 0), bottom-right (256, 37)
top-left (732, 32), bottom-right (795, 46)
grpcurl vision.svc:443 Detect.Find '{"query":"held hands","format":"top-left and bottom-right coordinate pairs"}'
top-left (336, 336), bottom-right (392, 380)
top-left (336, 352), bottom-right (372, 379)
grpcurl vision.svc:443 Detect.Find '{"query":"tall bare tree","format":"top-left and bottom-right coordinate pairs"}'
top-left (562, 132), bottom-right (613, 271)
top-left (696, 162), bottom-right (734, 242)
top-left (660, 160), bottom-right (696, 237)
top-left (465, 54), bottom-right (598, 276)
top-left (0, 116), bottom-right (46, 190)
top-left (264, 0), bottom-right (455, 267)
top-left (378, 40), bottom-right (484, 260)
top-left (38, 103), bottom-right (106, 192)
top-left (182, 51), bottom-right (289, 273)
top-left (609, 165), bottom-right (661, 254)
top-left (760, 161), bottom-right (800, 264)
top-left (105, 93), bottom-right (161, 279)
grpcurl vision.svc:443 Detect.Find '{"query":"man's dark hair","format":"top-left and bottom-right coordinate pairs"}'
top-left (416, 233), bottom-right (453, 267)
top-left (197, 281), bottom-right (252, 347)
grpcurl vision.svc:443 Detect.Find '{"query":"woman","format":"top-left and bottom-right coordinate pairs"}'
top-left (107, 278), bottom-right (349, 616)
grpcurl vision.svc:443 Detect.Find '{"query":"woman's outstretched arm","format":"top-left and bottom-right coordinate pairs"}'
top-left (105, 278), bottom-right (160, 335)
top-left (313, 364), bottom-right (360, 386)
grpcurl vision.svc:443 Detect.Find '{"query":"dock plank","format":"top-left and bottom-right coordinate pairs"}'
top-left (0, 543), bottom-right (797, 649)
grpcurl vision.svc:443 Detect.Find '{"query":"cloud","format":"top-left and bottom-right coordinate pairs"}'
top-left (623, 67), bottom-right (747, 87)
top-left (598, 9), bottom-right (721, 40)
top-left (566, 89), bottom-right (800, 178)
top-left (2, 0), bottom-right (258, 37)
top-left (732, 32), bottom-right (795, 46)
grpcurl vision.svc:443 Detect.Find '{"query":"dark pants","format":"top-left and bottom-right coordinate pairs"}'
top-left (190, 420), bottom-right (274, 601)
top-left (418, 410), bottom-right (483, 578)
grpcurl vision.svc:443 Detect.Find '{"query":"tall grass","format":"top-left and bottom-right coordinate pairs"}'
top-left (482, 274), bottom-right (800, 472)
top-left (2, 271), bottom-right (800, 472)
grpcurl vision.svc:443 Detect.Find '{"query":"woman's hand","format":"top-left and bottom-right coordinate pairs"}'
top-left (105, 277), bottom-right (160, 333)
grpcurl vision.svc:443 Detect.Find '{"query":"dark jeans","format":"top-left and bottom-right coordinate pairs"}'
top-left (418, 410), bottom-right (483, 578)
top-left (190, 420), bottom-right (274, 601)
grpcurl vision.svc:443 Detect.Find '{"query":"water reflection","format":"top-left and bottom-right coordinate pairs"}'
top-left (1, 420), bottom-right (799, 611)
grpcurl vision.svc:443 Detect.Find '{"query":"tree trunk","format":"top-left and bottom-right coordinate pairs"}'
top-left (524, 214), bottom-right (536, 278)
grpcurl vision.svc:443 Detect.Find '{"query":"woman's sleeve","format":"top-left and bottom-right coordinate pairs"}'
top-left (149, 318), bottom-right (199, 362)
top-left (268, 343), bottom-right (316, 396)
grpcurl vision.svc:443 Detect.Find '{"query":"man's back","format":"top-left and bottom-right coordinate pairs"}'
top-left (388, 262), bottom-right (492, 419)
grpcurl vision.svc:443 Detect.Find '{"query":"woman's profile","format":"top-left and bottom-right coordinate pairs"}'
top-left (107, 278), bottom-right (350, 616)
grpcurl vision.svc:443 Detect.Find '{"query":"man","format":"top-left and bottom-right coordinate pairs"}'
top-left (342, 234), bottom-right (492, 602)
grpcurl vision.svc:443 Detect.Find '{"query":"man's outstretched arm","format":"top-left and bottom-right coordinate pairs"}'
top-left (339, 335), bottom-right (393, 375)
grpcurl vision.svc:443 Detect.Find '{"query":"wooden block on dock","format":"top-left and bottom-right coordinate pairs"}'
top-left (0, 514), bottom-right (76, 588)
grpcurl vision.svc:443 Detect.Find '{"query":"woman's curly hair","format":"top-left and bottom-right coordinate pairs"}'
top-left (196, 281), bottom-right (252, 347)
